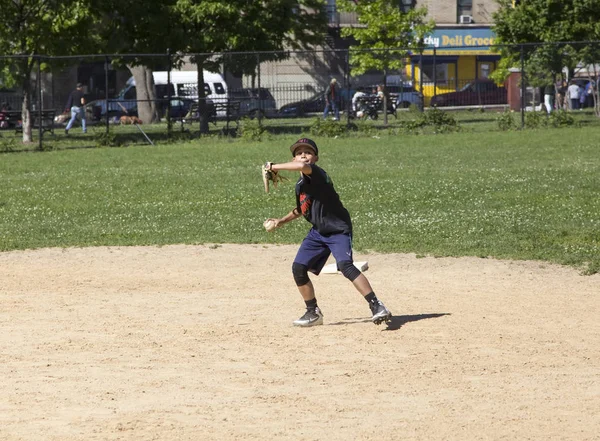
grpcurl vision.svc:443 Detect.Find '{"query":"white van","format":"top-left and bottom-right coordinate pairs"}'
top-left (94, 70), bottom-right (228, 118)
top-left (127, 70), bottom-right (228, 103)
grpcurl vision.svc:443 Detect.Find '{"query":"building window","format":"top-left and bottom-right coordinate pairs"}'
top-left (400, 0), bottom-right (415, 13)
top-left (422, 64), bottom-right (449, 85)
top-left (458, 0), bottom-right (473, 19)
top-left (479, 63), bottom-right (491, 79)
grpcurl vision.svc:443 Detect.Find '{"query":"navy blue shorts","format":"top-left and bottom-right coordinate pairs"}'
top-left (294, 228), bottom-right (353, 275)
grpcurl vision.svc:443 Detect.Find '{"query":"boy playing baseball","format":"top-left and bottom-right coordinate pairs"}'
top-left (264, 138), bottom-right (392, 327)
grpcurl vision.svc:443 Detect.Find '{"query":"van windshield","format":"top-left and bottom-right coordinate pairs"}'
top-left (116, 84), bottom-right (135, 99)
top-left (123, 86), bottom-right (136, 100)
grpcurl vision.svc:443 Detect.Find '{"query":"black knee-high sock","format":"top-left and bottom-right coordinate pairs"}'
top-left (364, 292), bottom-right (377, 304)
top-left (305, 298), bottom-right (318, 309)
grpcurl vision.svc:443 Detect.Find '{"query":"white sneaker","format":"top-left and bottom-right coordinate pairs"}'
top-left (293, 307), bottom-right (324, 327)
top-left (370, 301), bottom-right (392, 325)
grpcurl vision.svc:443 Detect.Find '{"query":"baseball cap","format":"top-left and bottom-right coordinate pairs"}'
top-left (290, 138), bottom-right (319, 156)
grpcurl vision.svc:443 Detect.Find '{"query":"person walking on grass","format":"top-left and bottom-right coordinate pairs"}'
top-left (263, 138), bottom-right (392, 327)
top-left (323, 78), bottom-right (340, 121)
top-left (65, 83), bottom-right (86, 134)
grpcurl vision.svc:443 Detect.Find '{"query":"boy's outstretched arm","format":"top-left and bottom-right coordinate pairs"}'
top-left (271, 161), bottom-right (312, 175)
top-left (265, 207), bottom-right (302, 231)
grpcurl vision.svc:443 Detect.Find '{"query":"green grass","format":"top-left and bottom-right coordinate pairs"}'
top-left (1, 107), bottom-right (599, 152)
top-left (1, 127), bottom-right (599, 274)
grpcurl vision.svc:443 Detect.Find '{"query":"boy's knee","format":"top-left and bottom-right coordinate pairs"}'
top-left (292, 262), bottom-right (310, 286)
top-left (338, 260), bottom-right (361, 282)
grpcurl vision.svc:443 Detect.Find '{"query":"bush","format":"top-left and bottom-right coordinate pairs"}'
top-left (498, 109), bottom-right (577, 131)
top-left (397, 107), bottom-right (461, 134)
top-left (548, 110), bottom-right (575, 128)
top-left (239, 117), bottom-right (266, 141)
top-left (497, 109), bottom-right (517, 131)
top-left (525, 110), bottom-right (546, 129)
top-left (95, 132), bottom-right (120, 147)
top-left (420, 107), bottom-right (460, 133)
top-left (309, 117), bottom-right (346, 138)
top-left (0, 136), bottom-right (16, 152)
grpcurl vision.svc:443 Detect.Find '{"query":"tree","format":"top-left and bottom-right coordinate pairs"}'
top-left (0, 0), bottom-right (93, 143)
top-left (173, 0), bottom-right (328, 133)
top-left (492, 0), bottom-right (600, 115)
top-left (89, 0), bottom-right (181, 124)
top-left (338, 0), bottom-right (434, 124)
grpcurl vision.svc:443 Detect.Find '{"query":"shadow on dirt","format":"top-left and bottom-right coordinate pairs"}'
top-left (384, 313), bottom-right (450, 331)
top-left (327, 312), bottom-right (450, 330)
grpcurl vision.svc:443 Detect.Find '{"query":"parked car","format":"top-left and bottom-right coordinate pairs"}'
top-left (387, 82), bottom-right (423, 108)
top-left (429, 79), bottom-right (507, 107)
top-left (230, 88), bottom-right (277, 118)
top-left (278, 84), bottom-right (358, 117)
top-left (278, 92), bottom-right (326, 117)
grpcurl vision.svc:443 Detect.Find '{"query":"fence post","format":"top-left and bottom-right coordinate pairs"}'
top-left (257, 52), bottom-right (262, 126)
top-left (345, 49), bottom-right (350, 128)
top-left (419, 50), bottom-right (424, 111)
top-left (37, 57), bottom-right (43, 151)
top-left (433, 47), bottom-right (437, 100)
top-left (520, 44), bottom-right (525, 129)
top-left (167, 48), bottom-right (172, 139)
top-left (104, 56), bottom-right (110, 134)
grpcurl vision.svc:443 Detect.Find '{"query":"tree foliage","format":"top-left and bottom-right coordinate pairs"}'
top-left (1, 0), bottom-right (329, 136)
top-left (338, 0), bottom-right (434, 123)
top-left (88, 0), bottom-right (180, 123)
top-left (492, 0), bottom-right (600, 115)
top-left (173, 0), bottom-right (327, 74)
top-left (0, 0), bottom-right (94, 143)
top-left (172, 0), bottom-right (328, 132)
top-left (492, 0), bottom-right (600, 82)
top-left (338, 0), bottom-right (434, 75)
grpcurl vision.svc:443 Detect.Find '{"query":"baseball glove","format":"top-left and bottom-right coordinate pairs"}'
top-left (262, 162), bottom-right (287, 193)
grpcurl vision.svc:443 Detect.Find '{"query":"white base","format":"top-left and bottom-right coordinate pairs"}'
top-left (321, 261), bottom-right (368, 274)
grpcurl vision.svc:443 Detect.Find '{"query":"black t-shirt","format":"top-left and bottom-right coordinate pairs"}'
top-left (295, 164), bottom-right (352, 236)
top-left (66, 89), bottom-right (85, 109)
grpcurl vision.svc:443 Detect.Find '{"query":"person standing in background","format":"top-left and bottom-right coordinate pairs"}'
top-left (543, 81), bottom-right (555, 114)
top-left (556, 80), bottom-right (567, 110)
top-left (323, 78), bottom-right (340, 121)
top-left (65, 83), bottom-right (86, 134)
top-left (567, 81), bottom-right (581, 111)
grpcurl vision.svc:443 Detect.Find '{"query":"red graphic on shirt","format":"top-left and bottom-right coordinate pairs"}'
top-left (299, 192), bottom-right (311, 216)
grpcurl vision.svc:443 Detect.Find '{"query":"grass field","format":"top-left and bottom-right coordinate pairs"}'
top-left (1, 126), bottom-right (599, 273)
top-left (2, 107), bottom-right (600, 152)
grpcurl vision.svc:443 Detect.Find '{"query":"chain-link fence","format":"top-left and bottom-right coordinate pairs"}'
top-left (1, 41), bottom-right (599, 149)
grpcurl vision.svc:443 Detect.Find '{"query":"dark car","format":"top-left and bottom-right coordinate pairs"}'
top-left (429, 79), bottom-right (507, 107)
top-left (230, 88), bottom-right (277, 118)
top-left (278, 89), bottom-right (356, 117)
top-left (278, 93), bottom-right (326, 117)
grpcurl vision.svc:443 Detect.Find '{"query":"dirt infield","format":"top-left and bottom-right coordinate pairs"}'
top-left (1, 244), bottom-right (599, 441)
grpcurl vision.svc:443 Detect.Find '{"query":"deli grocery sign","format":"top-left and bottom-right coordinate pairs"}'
top-left (422, 28), bottom-right (496, 55)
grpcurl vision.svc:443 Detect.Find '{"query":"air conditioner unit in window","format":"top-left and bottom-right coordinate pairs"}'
top-left (459, 15), bottom-right (473, 24)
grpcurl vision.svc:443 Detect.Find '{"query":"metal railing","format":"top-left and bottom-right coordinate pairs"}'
top-left (1, 41), bottom-right (600, 150)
